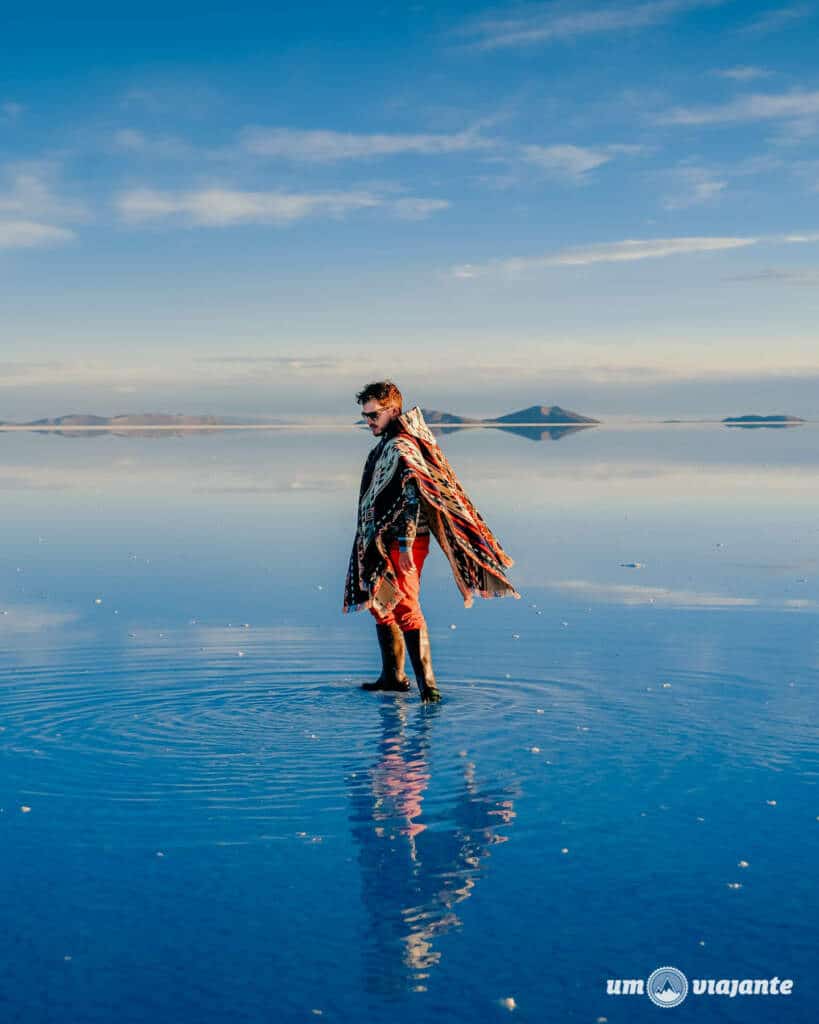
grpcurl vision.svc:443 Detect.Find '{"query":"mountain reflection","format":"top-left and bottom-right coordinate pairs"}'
top-left (346, 701), bottom-right (517, 996)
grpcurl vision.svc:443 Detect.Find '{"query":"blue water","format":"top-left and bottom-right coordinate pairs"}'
top-left (1, 424), bottom-right (817, 1022)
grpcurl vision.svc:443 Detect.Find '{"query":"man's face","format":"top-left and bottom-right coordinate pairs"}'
top-left (361, 399), bottom-right (400, 436)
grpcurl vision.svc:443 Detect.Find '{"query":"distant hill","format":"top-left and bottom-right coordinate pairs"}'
top-left (418, 404), bottom-right (598, 425)
top-left (723, 414), bottom-right (805, 424)
top-left (488, 404), bottom-right (599, 425)
top-left (723, 414), bottom-right (805, 429)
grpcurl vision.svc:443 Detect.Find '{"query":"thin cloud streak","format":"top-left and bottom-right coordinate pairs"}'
top-left (0, 161), bottom-right (87, 248)
top-left (661, 166), bottom-right (728, 208)
top-left (453, 231), bottom-right (819, 277)
top-left (459, 0), bottom-right (726, 51)
top-left (239, 126), bottom-right (492, 161)
top-left (453, 235), bottom-right (759, 277)
top-left (0, 220), bottom-right (74, 248)
top-left (520, 143), bottom-right (645, 181)
top-left (656, 89), bottom-right (819, 125)
top-left (740, 3), bottom-right (814, 34)
top-left (711, 65), bottom-right (773, 80)
top-left (115, 186), bottom-right (448, 226)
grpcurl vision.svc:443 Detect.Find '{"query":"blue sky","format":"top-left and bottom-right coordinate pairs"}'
top-left (2, 0), bottom-right (819, 420)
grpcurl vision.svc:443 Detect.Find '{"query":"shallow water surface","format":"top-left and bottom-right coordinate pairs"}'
top-left (1, 425), bottom-right (817, 1022)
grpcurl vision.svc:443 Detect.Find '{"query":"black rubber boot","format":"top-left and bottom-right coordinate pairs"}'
top-left (403, 624), bottom-right (442, 703)
top-left (361, 622), bottom-right (411, 692)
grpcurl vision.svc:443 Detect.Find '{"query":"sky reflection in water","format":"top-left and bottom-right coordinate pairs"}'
top-left (1, 425), bottom-right (817, 1022)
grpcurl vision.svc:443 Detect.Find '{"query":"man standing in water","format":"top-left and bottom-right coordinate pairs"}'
top-left (343, 381), bottom-right (520, 702)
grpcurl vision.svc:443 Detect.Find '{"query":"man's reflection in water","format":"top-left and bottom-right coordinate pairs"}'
top-left (347, 700), bottom-right (518, 996)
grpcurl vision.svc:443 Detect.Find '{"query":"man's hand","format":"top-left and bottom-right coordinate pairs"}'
top-left (398, 549), bottom-right (416, 574)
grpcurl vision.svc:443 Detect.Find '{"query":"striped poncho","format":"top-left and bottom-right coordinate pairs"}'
top-left (343, 406), bottom-right (521, 618)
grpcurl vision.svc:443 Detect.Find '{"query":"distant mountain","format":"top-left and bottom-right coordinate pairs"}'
top-left (723, 414), bottom-right (805, 429)
top-left (412, 405), bottom-right (598, 441)
top-left (418, 404), bottom-right (598, 425)
top-left (488, 404), bottom-right (599, 425)
top-left (723, 414), bottom-right (804, 423)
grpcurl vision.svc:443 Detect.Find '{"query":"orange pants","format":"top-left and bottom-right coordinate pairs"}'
top-left (370, 534), bottom-right (431, 631)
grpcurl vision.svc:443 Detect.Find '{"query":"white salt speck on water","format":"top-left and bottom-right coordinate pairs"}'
top-left (738, 860), bottom-right (749, 868)
top-left (766, 799), bottom-right (777, 806)
top-left (561, 848), bottom-right (569, 855)
top-left (699, 940), bottom-right (706, 946)
top-left (661, 682), bottom-right (672, 688)
top-left (450, 623), bottom-right (457, 630)
top-left (64, 955), bottom-right (72, 961)
top-left (512, 633), bottom-right (520, 640)
top-left (237, 651), bottom-right (245, 657)
top-left (529, 746), bottom-right (541, 754)
top-left (536, 708), bottom-right (544, 714)
top-left (20, 806), bottom-right (31, 813)
top-left (156, 851), bottom-right (165, 857)
top-left (94, 598), bottom-right (102, 605)
top-left (727, 882), bottom-right (743, 890)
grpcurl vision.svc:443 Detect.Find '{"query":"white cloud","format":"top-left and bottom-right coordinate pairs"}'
top-left (391, 197), bottom-right (451, 219)
top-left (0, 221), bottom-right (74, 249)
top-left (656, 89), bottom-right (819, 125)
top-left (740, 3), bottom-right (813, 34)
top-left (2, 101), bottom-right (24, 119)
top-left (239, 126), bottom-right (492, 161)
top-left (116, 186), bottom-right (382, 226)
top-left (0, 161), bottom-right (87, 249)
top-left (112, 128), bottom-right (195, 158)
top-left (453, 235), bottom-right (758, 277)
top-left (521, 143), bottom-right (611, 178)
top-left (662, 166), bottom-right (728, 208)
top-left (519, 142), bottom-right (646, 181)
top-left (712, 65), bottom-right (773, 81)
top-left (0, 161), bottom-right (88, 221)
top-left (723, 267), bottom-right (819, 284)
top-left (459, 0), bottom-right (725, 50)
top-left (116, 185), bottom-right (449, 226)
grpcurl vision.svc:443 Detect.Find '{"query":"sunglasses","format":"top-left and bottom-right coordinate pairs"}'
top-left (362, 409), bottom-right (387, 421)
